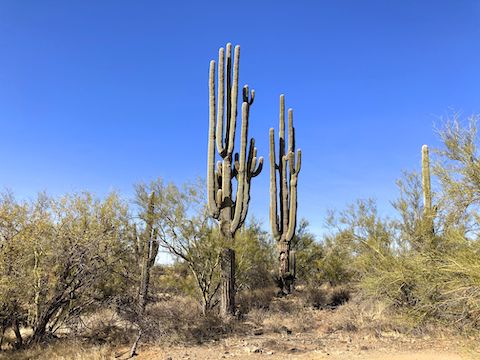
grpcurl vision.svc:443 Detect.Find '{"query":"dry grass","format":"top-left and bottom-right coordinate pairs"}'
top-left (0, 340), bottom-right (115, 360)
top-left (324, 295), bottom-right (412, 334)
top-left (236, 286), bottom-right (277, 314)
top-left (3, 290), bottom-right (480, 359)
top-left (142, 296), bottom-right (235, 345)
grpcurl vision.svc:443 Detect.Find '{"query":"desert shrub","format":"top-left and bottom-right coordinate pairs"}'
top-left (153, 262), bottom-right (196, 298)
top-left (300, 285), bottom-right (327, 309)
top-left (0, 340), bottom-right (115, 360)
top-left (61, 308), bottom-right (133, 346)
top-left (313, 238), bottom-right (355, 286)
top-left (236, 287), bottom-right (276, 314)
top-left (234, 219), bottom-right (276, 292)
top-left (0, 192), bottom-right (133, 346)
top-left (251, 297), bottom-right (318, 334)
top-left (329, 287), bottom-right (351, 307)
top-left (299, 283), bottom-right (351, 310)
top-left (360, 239), bottom-right (480, 330)
top-left (290, 219), bottom-right (324, 284)
top-left (141, 296), bottom-right (233, 345)
top-left (326, 295), bottom-right (412, 334)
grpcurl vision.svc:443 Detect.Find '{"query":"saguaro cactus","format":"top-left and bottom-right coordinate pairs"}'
top-left (138, 191), bottom-right (158, 312)
top-left (422, 145), bottom-right (435, 237)
top-left (130, 191), bottom-right (159, 357)
top-left (270, 94), bottom-right (301, 294)
top-left (207, 43), bottom-right (263, 316)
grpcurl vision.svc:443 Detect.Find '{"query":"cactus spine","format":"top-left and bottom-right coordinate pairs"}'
top-left (269, 94), bottom-right (301, 294)
top-left (422, 145), bottom-right (435, 237)
top-left (207, 43), bottom-right (263, 315)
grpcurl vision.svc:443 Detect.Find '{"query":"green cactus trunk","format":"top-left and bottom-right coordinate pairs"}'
top-left (131, 191), bottom-right (159, 357)
top-left (207, 43), bottom-right (263, 316)
top-left (422, 145), bottom-right (435, 243)
top-left (138, 191), bottom-right (158, 312)
top-left (270, 95), bottom-right (301, 295)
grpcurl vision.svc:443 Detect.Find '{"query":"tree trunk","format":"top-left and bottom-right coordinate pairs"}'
top-left (278, 241), bottom-right (295, 294)
top-left (130, 252), bottom-right (150, 358)
top-left (30, 312), bottom-right (49, 344)
top-left (138, 263), bottom-right (150, 314)
top-left (289, 250), bottom-right (296, 293)
top-left (12, 318), bottom-right (22, 349)
top-left (29, 296), bottom-right (63, 345)
top-left (0, 326), bottom-right (5, 350)
top-left (220, 248), bottom-right (235, 317)
top-left (129, 329), bottom-right (142, 358)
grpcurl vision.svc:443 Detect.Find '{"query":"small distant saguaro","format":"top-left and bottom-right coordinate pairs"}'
top-left (270, 94), bottom-right (301, 294)
top-left (138, 192), bottom-right (159, 313)
top-left (207, 43), bottom-right (263, 316)
top-left (421, 145), bottom-right (435, 239)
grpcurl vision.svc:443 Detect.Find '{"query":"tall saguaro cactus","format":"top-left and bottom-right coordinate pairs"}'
top-left (207, 43), bottom-right (263, 315)
top-left (422, 145), bottom-right (435, 237)
top-left (270, 94), bottom-right (301, 294)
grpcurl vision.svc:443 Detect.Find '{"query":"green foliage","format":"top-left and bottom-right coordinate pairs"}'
top-left (286, 219), bottom-right (326, 286)
top-left (314, 235), bottom-right (354, 286)
top-left (154, 262), bottom-right (197, 298)
top-left (0, 191), bottom-right (132, 344)
top-left (233, 218), bottom-right (275, 291)
top-left (312, 116), bottom-right (480, 331)
top-left (5, 110), bottom-right (480, 344)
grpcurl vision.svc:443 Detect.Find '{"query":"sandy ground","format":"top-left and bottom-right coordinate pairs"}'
top-left (3, 296), bottom-right (479, 359)
top-left (125, 346), bottom-right (475, 360)
top-left (115, 332), bottom-right (480, 360)
top-left (1, 327), bottom-right (478, 359)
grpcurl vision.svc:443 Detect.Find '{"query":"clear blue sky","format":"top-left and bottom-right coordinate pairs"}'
top-left (1, 1), bottom-right (480, 237)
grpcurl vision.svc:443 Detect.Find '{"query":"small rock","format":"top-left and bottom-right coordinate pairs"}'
top-left (253, 328), bottom-right (264, 336)
top-left (266, 351), bottom-right (274, 355)
top-left (360, 345), bottom-right (369, 351)
top-left (279, 325), bottom-right (292, 335)
top-left (244, 346), bottom-right (262, 353)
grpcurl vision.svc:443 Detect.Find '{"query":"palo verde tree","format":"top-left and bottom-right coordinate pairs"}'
top-left (269, 94), bottom-right (301, 294)
top-left (207, 43), bottom-right (263, 316)
top-left (0, 192), bottom-right (131, 346)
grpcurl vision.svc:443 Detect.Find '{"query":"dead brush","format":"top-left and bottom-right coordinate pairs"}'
top-left (67, 308), bottom-right (133, 346)
top-left (324, 295), bottom-right (412, 335)
top-left (298, 283), bottom-right (351, 309)
top-left (142, 296), bottom-right (234, 345)
top-left (236, 287), bottom-right (277, 314)
top-left (0, 339), bottom-right (114, 360)
top-left (246, 294), bottom-right (318, 334)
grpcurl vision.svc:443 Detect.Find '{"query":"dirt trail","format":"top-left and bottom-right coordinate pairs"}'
top-left (125, 331), bottom-right (479, 360)
top-left (132, 347), bottom-right (475, 360)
